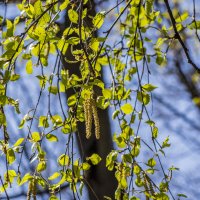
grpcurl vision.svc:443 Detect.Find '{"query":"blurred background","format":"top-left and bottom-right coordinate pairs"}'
top-left (0, 0), bottom-right (200, 199)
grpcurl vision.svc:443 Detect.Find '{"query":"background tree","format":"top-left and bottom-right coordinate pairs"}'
top-left (0, 0), bottom-right (199, 199)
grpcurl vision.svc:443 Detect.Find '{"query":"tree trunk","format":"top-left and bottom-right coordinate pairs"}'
top-left (63, 1), bottom-right (117, 199)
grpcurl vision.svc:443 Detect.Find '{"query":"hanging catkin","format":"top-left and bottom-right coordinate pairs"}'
top-left (27, 181), bottom-right (32, 200)
top-left (83, 98), bottom-right (93, 139)
top-left (143, 174), bottom-right (150, 200)
top-left (27, 179), bottom-right (37, 200)
top-left (91, 99), bottom-right (100, 139)
top-left (83, 94), bottom-right (100, 139)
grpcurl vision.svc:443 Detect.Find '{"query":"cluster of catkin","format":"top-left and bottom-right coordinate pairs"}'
top-left (27, 179), bottom-right (37, 200)
top-left (83, 96), bottom-right (100, 139)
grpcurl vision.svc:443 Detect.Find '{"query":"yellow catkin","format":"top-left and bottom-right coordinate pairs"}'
top-left (32, 179), bottom-right (37, 200)
top-left (91, 99), bottom-right (100, 139)
top-left (27, 179), bottom-right (37, 200)
top-left (27, 181), bottom-right (32, 200)
top-left (83, 94), bottom-right (100, 140)
top-left (143, 175), bottom-right (150, 200)
top-left (83, 98), bottom-right (93, 139)
top-left (146, 175), bottom-right (155, 196)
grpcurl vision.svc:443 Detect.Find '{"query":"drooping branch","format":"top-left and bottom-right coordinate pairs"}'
top-left (163, 0), bottom-right (200, 73)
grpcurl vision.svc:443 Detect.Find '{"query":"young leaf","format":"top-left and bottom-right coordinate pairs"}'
top-left (93, 12), bottom-right (105, 29)
top-left (60, 0), bottom-right (69, 11)
top-left (48, 86), bottom-right (58, 95)
top-left (19, 173), bottom-right (32, 185)
top-left (86, 153), bottom-right (102, 165)
top-left (142, 84), bottom-right (157, 92)
top-left (68, 9), bottom-right (78, 24)
top-left (7, 149), bottom-right (16, 165)
top-left (37, 161), bottom-right (46, 172)
top-left (26, 60), bottom-right (33, 74)
top-left (121, 103), bottom-right (133, 115)
top-left (48, 172), bottom-right (60, 180)
top-left (31, 132), bottom-right (41, 142)
top-left (13, 138), bottom-right (24, 147)
top-left (57, 154), bottom-right (69, 166)
top-left (46, 134), bottom-right (58, 142)
top-left (147, 158), bottom-right (156, 167)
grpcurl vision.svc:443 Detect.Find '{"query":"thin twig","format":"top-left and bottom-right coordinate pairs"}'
top-left (164, 0), bottom-right (200, 73)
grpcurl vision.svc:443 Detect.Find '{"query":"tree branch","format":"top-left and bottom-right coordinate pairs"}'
top-left (164, 0), bottom-right (200, 73)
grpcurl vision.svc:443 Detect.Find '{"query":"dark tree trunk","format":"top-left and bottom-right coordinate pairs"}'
top-left (63, 1), bottom-right (117, 199)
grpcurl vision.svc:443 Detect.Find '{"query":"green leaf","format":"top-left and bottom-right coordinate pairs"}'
top-left (19, 173), bottom-right (32, 185)
top-left (68, 9), bottom-right (78, 24)
top-left (46, 134), bottom-right (58, 142)
top-left (58, 154), bottom-right (69, 166)
top-left (59, 81), bottom-right (66, 92)
top-left (79, 181), bottom-right (84, 196)
top-left (175, 12), bottom-right (188, 23)
top-left (122, 153), bottom-right (132, 163)
top-left (49, 195), bottom-right (59, 200)
top-left (7, 149), bottom-right (15, 165)
top-left (86, 153), bottom-right (102, 165)
top-left (37, 161), bottom-right (46, 172)
top-left (155, 193), bottom-right (169, 200)
top-left (48, 86), bottom-right (58, 95)
top-left (60, 0), bottom-right (69, 11)
top-left (135, 176), bottom-right (143, 187)
top-left (51, 115), bottom-right (63, 126)
top-left (156, 54), bottom-right (165, 65)
top-left (102, 89), bottom-right (112, 99)
top-left (177, 194), bottom-right (188, 198)
top-left (18, 119), bottom-right (25, 129)
top-left (106, 151), bottom-right (118, 171)
top-left (137, 91), bottom-right (150, 105)
top-left (8, 170), bottom-right (17, 177)
top-left (48, 172), bottom-right (60, 180)
top-left (131, 146), bottom-right (140, 157)
top-left (133, 165), bottom-right (141, 175)
top-left (13, 138), bottom-right (24, 147)
top-left (142, 84), bottom-right (157, 92)
top-left (93, 12), bottom-right (105, 29)
top-left (31, 132), bottom-right (41, 142)
top-left (121, 103), bottom-right (133, 115)
top-left (193, 97), bottom-right (200, 105)
top-left (112, 110), bottom-right (120, 120)
top-left (67, 95), bottom-right (77, 106)
top-left (188, 20), bottom-right (200, 30)
top-left (6, 19), bottom-right (14, 37)
top-left (152, 126), bottom-right (158, 138)
top-left (130, 197), bottom-right (140, 200)
top-left (10, 74), bottom-right (20, 81)
top-left (0, 112), bottom-right (6, 126)
top-left (162, 137), bottom-right (170, 148)
top-left (147, 158), bottom-right (156, 167)
top-left (38, 116), bottom-right (49, 128)
top-left (6, 170), bottom-right (17, 183)
top-left (113, 134), bottom-right (126, 148)
top-left (25, 60), bottom-right (33, 74)
top-left (82, 162), bottom-right (91, 170)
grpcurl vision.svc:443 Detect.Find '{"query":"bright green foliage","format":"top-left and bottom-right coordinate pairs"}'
top-left (0, 0), bottom-right (192, 199)
top-left (121, 103), bottom-right (133, 115)
top-left (86, 153), bottom-right (102, 165)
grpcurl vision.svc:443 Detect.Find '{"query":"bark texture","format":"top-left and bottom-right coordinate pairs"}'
top-left (63, 1), bottom-right (117, 199)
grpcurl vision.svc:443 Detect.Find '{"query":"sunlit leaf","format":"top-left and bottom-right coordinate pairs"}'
top-left (86, 153), bottom-right (102, 165)
top-left (58, 154), bottom-right (69, 166)
top-left (31, 132), bottom-right (41, 142)
top-left (37, 161), bottom-right (46, 172)
top-left (46, 134), bottom-right (58, 142)
top-left (68, 9), bottom-right (78, 24)
top-left (121, 103), bottom-right (133, 115)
